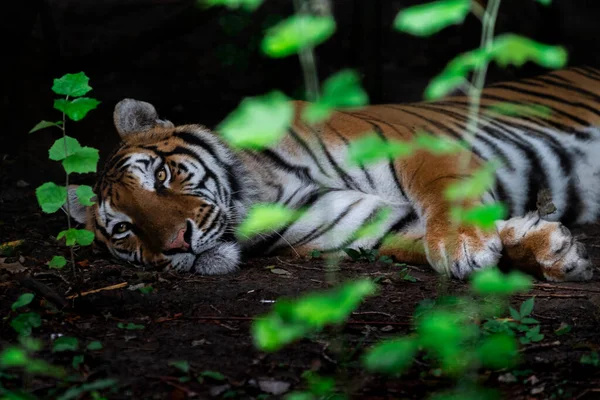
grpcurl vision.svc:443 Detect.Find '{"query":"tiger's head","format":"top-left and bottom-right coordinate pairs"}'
top-left (68, 99), bottom-right (248, 274)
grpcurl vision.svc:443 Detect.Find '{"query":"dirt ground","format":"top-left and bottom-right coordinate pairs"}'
top-left (2, 165), bottom-right (600, 400)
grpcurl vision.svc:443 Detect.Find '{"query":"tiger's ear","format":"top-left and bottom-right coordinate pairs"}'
top-left (113, 98), bottom-right (174, 139)
top-left (64, 185), bottom-right (94, 225)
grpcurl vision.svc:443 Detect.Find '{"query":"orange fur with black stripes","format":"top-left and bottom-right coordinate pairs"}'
top-left (68, 66), bottom-right (600, 280)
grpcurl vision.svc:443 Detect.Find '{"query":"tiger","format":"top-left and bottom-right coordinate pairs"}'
top-left (67, 66), bottom-right (600, 282)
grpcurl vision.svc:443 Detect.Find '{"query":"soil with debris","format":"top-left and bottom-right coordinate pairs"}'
top-left (1, 170), bottom-right (600, 400)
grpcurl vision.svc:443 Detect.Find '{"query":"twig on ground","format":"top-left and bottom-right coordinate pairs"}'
top-left (66, 282), bottom-right (128, 299)
top-left (18, 276), bottom-right (69, 309)
top-left (152, 376), bottom-right (197, 397)
top-left (533, 283), bottom-right (600, 294)
top-left (520, 340), bottom-right (561, 352)
top-left (514, 293), bottom-right (587, 299)
top-left (352, 311), bottom-right (395, 318)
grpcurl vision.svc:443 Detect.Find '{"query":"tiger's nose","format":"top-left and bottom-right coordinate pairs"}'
top-left (165, 225), bottom-right (191, 251)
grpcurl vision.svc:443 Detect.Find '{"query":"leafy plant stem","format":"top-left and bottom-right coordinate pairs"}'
top-left (59, 95), bottom-right (79, 285)
top-left (462, 0), bottom-right (501, 166)
top-left (293, 0), bottom-right (321, 102)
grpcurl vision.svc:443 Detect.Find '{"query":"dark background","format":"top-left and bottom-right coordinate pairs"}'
top-left (2, 0), bottom-right (600, 186)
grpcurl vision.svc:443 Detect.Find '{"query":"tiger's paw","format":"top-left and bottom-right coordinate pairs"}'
top-left (425, 225), bottom-right (502, 279)
top-left (193, 242), bottom-right (241, 275)
top-left (498, 213), bottom-right (593, 282)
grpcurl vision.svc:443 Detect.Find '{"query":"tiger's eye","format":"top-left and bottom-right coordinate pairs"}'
top-left (115, 222), bottom-right (129, 234)
top-left (156, 168), bottom-right (167, 182)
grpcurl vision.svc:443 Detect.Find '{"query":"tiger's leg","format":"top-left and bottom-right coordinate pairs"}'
top-left (378, 212), bottom-right (594, 281)
top-left (395, 150), bottom-right (503, 278)
top-left (497, 213), bottom-right (593, 281)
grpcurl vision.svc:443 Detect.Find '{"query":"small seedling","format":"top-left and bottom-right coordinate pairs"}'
top-left (309, 249), bottom-right (322, 259)
top-left (117, 322), bottom-right (145, 330)
top-left (138, 286), bottom-right (154, 295)
top-left (52, 336), bottom-right (79, 352)
top-left (554, 322), bottom-right (571, 336)
top-left (580, 352), bottom-right (600, 367)
top-left (482, 297), bottom-right (544, 344)
top-left (343, 247), bottom-right (379, 263)
top-left (30, 72), bottom-right (100, 279)
top-left (398, 266), bottom-right (417, 283)
top-left (87, 341), bottom-right (103, 351)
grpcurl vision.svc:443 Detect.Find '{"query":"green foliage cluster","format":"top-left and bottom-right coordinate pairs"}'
top-left (482, 297), bottom-right (545, 344)
top-left (30, 72), bottom-right (100, 272)
top-left (1, 294), bottom-right (111, 399)
top-left (200, 0), bottom-right (566, 398)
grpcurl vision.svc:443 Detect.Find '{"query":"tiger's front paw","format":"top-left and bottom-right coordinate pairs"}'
top-left (425, 225), bottom-right (502, 279)
top-left (498, 213), bottom-right (593, 282)
top-left (193, 242), bottom-right (241, 275)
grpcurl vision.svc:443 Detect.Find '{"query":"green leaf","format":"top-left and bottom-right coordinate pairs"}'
top-left (12, 293), bottom-right (34, 311)
top-left (363, 337), bottom-right (417, 374)
top-left (477, 333), bottom-right (519, 369)
top-left (87, 341), bottom-right (103, 350)
top-left (200, 370), bottom-right (226, 381)
top-left (445, 162), bottom-right (499, 201)
top-left (217, 91), bottom-right (293, 149)
top-left (19, 336), bottom-right (43, 352)
top-left (488, 102), bottom-right (552, 119)
top-left (343, 248), bottom-right (361, 261)
top-left (56, 378), bottom-right (117, 400)
top-left (302, 371), bottom-right (335, 396)
top-left (580, 352), bottom-right (600, 367)
top-left (303, 70), bottom-right (369, 123)
top-left (252, 279), bottom-right (376, 351)
top-left (237, 203), bottom-right (301, 239)
top-left (10, 312), bottom-right (42, 336)
top-left (48, 136), bottom-right (82, 161)
top-left (138, 286), bottom-right (154, 294)
top-left (509, 307), bottom-right (521, 321)
top-left (520, 297), bottom-right (535, 317)
top-left (394, 0), bottom-right (471, 37)
top-left (424, 49), bottom-right (488, 100)
top-left (72, 354), bottom-right (84, 369)
top-left (554, 322), bottom-right (571, 336)
top-left (424, 73), bottom-right (466, 100)
top-left (169, 360), bottom-right (190, 374)
top-left (203, 0), bottom-right (263, 11)
top-left (417, 309), bottom-right (477, 373)
top-left (53, 336), bottom-right (79, 352)
top-left (470, 268), bottom-right (533, 295)
top-left (262, 15), bottom-right (336, 58)
top-left (353, 208), bottom-right (392, 240)
top-left (54, 98), bottom-right (101, 122)
top-left (347, 133), bottom-right (414, 165)
top-left (36, 182), bottom-right (67, 213)
top-left (414, 132), bottom-right (467, 154)
top-left (57, 228), bottom-right (95, 246)
top-left (52, 72), bottom-right (92, 97)
top-left (29, 120), bottom-right (62, 134)
top-left (62, 147), bottom-right (100, 174)
top-left (535, 0), bottom-right (551, 5)
top-left (451, 203), bottom-right (508, 230)
top-left (0, 347), bottom-right (28, 367)
top-left (75, 185), bottom-right (96, 206)
top-left (117, 322), bottom-right (145, 330)
top-left (491, 34), bottom-right (567, 69)
top-left (49, 255), bottom-right (67, 269)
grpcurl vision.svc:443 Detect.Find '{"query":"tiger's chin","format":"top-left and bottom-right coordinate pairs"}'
top-left (190, 241), bottom-right (242, 275)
